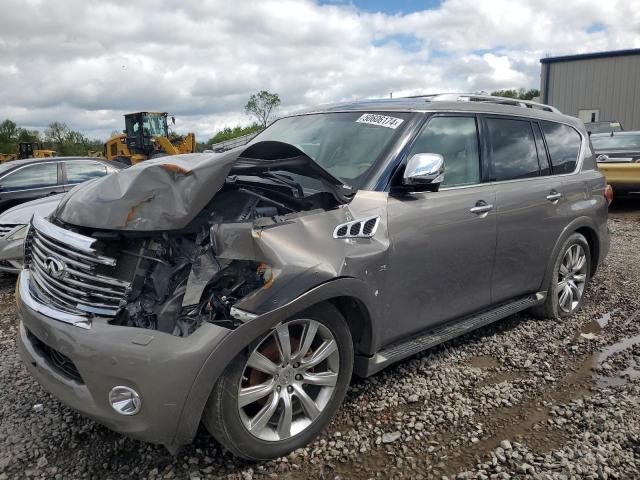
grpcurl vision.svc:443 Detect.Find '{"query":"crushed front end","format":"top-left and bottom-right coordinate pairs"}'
top-left (15, 143), bottom-right (390, 450)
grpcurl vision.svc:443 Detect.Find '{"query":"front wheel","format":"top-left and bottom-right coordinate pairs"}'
top-left (203, 303), bottom-right (353, 460)
top-left (532, 232), bottom-right (591, 319)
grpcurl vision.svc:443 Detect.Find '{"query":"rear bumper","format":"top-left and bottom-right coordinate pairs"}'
top-left (16, 269), bottom-right (231, 449)
top-left (598, 163), bottom-right (640, 193)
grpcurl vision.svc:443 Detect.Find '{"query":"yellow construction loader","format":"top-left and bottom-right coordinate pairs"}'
top-left (19, 142), bottom-right (57, 159)
top-left (92, 112), bottom-right (195, 165)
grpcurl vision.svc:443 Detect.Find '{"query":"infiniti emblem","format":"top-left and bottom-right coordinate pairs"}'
top-left (45, 256), bottom-right (66, 279)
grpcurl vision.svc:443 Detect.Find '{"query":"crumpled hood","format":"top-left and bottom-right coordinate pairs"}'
top-left (1, 193), bottom-right (66, 225)
top-left (55, 142), bottom-right (347, 232)
top-left (56, 150), bottom-right (241, 231)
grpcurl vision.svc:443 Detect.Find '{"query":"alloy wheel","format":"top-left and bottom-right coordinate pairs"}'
top-left (557, 243), bottom-right (588, 313)
top-left (238, 319), bottom-right (340, 441)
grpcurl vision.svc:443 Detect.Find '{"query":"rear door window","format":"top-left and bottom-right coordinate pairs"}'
top-left (0, 163), bottom-right (59, 190)
top-left (65, 161), bottom-right (108, 184)
top-left (486, 117), bottom-right (539, 181)
top-left (540, 121), bottom-right (581, 174)
top-left (407, 116), bottom-right (480, 187)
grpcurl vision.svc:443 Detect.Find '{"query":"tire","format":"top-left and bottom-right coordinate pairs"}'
top-left (531, 232), bottom-right (591, 319)
top-left (203, 303), bottom-right (353, 460)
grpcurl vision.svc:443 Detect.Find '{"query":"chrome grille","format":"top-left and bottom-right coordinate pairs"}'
top-left (0, 224), bottom-right (20, 238)
top-left (26, 214), bottom-right (130, 317)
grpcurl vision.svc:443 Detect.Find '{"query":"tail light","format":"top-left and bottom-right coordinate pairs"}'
top-left (604, 184), bottom-right (614, 205)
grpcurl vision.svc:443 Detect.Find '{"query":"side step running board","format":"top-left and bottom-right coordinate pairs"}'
top-left (354, 293), bottom-right (545, 377)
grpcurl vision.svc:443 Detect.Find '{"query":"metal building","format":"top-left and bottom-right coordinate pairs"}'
top-left (540, 48), bottom-right (640, 130)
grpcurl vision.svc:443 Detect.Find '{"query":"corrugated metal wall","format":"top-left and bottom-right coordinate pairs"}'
top-left (540, 54), bottom-right (640, 130)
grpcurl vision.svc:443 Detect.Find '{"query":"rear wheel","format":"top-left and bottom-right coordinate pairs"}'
top-left (203, 303), bottom-right (353, 460)
top-left (531, 233), bottom-right (591, 319)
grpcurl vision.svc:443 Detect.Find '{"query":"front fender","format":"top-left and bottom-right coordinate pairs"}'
top-left (171, 276), bottom-right (376, 448)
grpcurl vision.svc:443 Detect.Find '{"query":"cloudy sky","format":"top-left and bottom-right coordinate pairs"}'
top-left (1, 0), bottom-right (638, 141)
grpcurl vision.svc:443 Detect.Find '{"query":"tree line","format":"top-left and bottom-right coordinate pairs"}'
top-left (490, 88), bottom-right (540, 101)
top-left (0, 119), bottom-right (102, 156)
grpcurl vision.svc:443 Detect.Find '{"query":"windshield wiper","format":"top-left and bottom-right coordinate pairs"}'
top-left (259, 171), bottom-right (304, 198)
top-left (237, 188), bottom-right (295, 212)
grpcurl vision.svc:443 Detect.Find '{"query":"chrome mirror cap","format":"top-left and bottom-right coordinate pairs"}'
top-left (403, 153), bottom-right (445, 189)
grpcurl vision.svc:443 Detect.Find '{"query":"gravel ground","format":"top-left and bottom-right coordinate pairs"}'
top-left (1, 201), bottom-right (639, 480)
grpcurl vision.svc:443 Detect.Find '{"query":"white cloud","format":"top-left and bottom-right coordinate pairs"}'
top-left (0, 0), bottom-right (638, 141)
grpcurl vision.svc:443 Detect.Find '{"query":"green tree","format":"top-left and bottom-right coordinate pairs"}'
top-left (45, 121), bottom-right (95, 156)
top-left (0, 119), bottom-right (19, 154)
top-left (44, 121), bottom-right (71, 148)
top-left (519, 88), bottom-right (540, 101)
top-left (244, 91), bottom-right (281, 128)
top-left (17, 128), bottom-right (40, 144)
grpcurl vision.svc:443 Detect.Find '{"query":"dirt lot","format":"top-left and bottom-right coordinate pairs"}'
top-left (1, 199), bottom-right (639, 480)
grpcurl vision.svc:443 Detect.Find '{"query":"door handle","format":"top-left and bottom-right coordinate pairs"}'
top-left (470, 201), bottom-right (494, 215)
top-left (546, 191), bottom-right (562, 202)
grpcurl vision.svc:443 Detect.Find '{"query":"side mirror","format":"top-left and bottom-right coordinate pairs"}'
top-left (403, 153), bottom-right (445, 191)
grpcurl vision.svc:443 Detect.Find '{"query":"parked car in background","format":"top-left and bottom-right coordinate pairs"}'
top-left (0, 194), bottom-right (64, 273)
top-left (0, 157), bottom-right (124, 212)
top-left (585, 120), bottom-right (623, 134)
top-left (17, 94), bottom-right (609, 460)
top-left (592, 131), bottom-right (640, 195)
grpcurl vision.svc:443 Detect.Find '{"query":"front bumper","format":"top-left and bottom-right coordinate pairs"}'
top-left (16, 269), bottom-right (231, 448)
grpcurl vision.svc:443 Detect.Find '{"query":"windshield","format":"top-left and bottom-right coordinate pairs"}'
top-left (591, 134), bottom-right (640, 151)
top-left (251, 111), bottom-right (413, 188)
top-left (126, 114), bottom-right (168, 138)
top-left (0, 163), bottom-right (18, 177)
top-left (143, 114), bottom-right (168, 137)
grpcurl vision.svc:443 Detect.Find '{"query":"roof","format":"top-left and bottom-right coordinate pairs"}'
top-left (292, 96), bottom-right (582, 128)
top-left (540, 48), bottom-right (640, 64)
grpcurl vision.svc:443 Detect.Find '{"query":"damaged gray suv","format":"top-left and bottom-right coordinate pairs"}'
top-left (17, 94), bottom-right (609, 460)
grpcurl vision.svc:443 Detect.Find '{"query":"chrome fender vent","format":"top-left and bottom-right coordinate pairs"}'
top-left (333, 216), bottom-right (380, 239)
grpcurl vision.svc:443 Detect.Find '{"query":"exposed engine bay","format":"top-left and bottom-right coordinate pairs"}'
top-left (111, 185), bottom-right (335, 336)
top-left (49, 142), bottom-right (349, 336)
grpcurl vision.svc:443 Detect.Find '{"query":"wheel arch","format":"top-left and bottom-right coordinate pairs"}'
top-left (575, 225), bottom-right (600, 278)
top-left (540, 217), bottom-right (602, 292)
top-left (328, 295), bottom-right (375, 357)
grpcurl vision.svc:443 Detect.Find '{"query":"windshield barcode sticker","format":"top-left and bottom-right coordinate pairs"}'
top-left (356, 113), bottom-right (404, 129)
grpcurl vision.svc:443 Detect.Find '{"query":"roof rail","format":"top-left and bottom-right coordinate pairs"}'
top-left (408, 93), bottom-right (561, 114)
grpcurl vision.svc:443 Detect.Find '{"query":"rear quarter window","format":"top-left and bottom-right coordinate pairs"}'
top-left (540, 121), bottom-right (581, 174)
